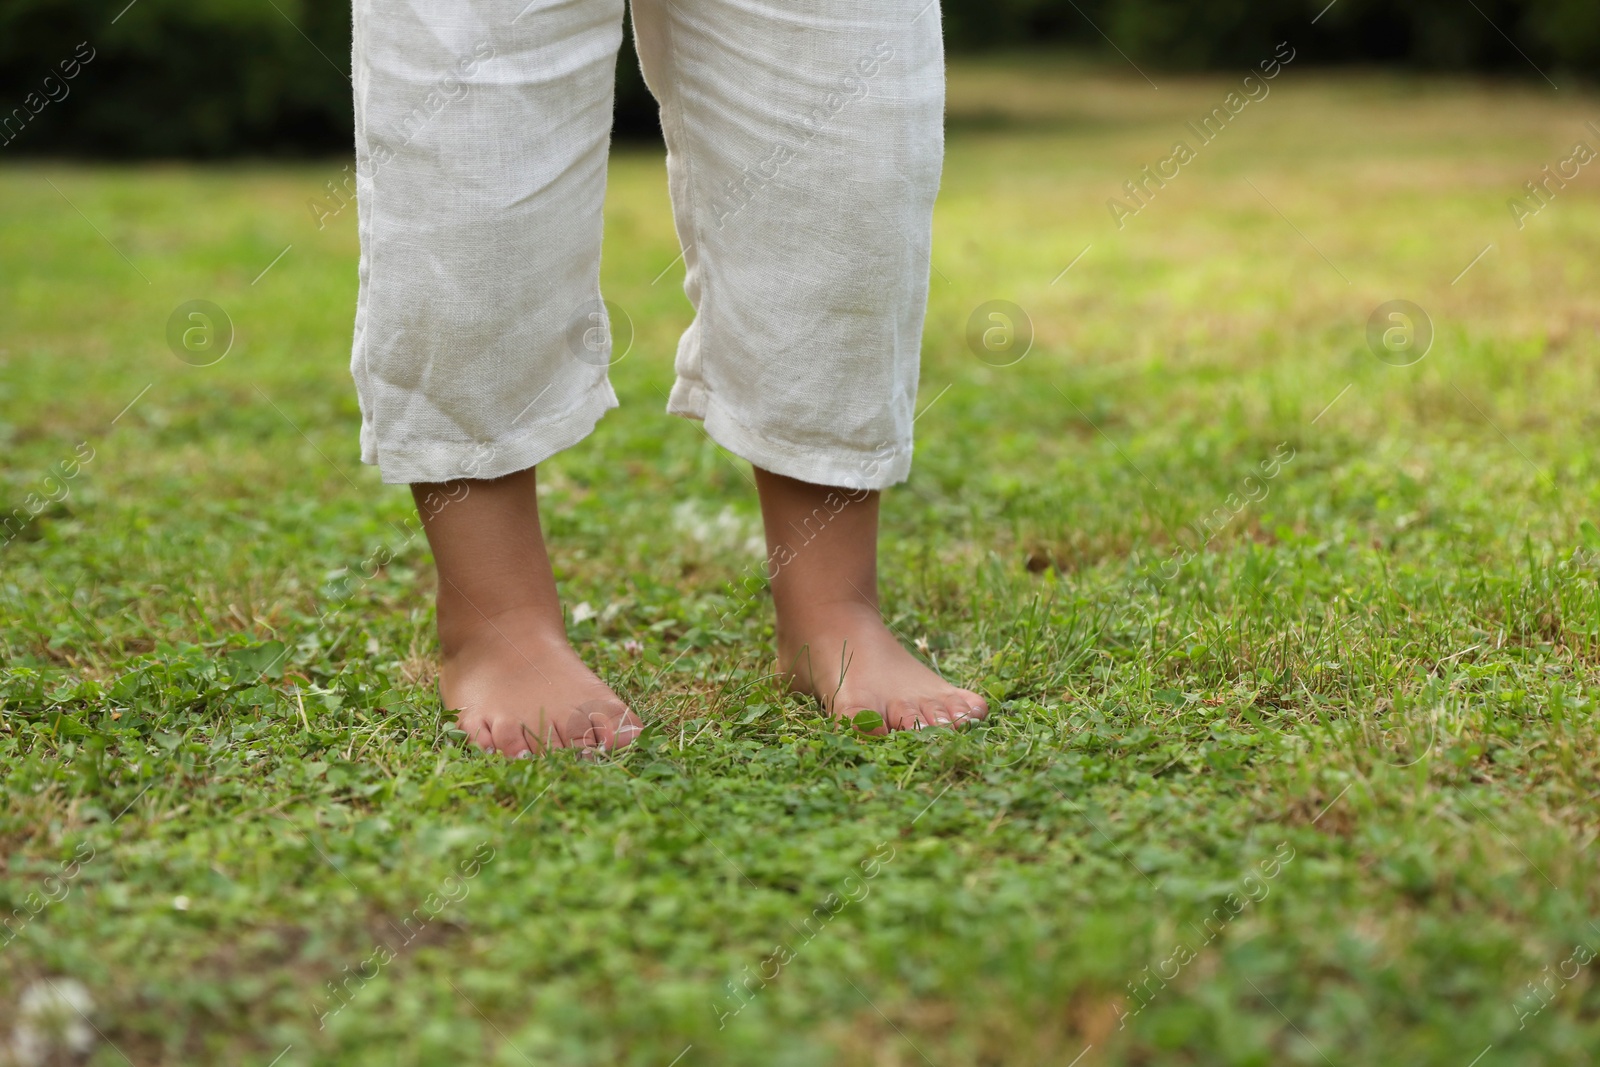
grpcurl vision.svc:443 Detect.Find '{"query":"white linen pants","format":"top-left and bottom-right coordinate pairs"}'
top-left (350, 0), bottom-right (944, 489)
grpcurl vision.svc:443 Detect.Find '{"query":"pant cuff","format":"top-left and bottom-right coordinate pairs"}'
top-left (361, 376), bottom-right (619, 484)
top-left (667, 378), bottom-right (912, 491)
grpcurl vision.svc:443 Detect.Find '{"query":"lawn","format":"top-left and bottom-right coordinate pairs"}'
top-left (3, 52), bottom-right (1600, 1066)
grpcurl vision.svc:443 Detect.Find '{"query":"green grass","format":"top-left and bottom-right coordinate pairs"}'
top-left (4, 56), bottom-right (1600, 1066)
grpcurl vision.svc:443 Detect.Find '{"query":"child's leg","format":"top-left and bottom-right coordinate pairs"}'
top-left (412, 468), bottom-right (640, 755)
top-left (629, 0), bottom-right (972, 727)
top-left (755, 469), bottom-right (988, 731)
top-left (351, 2), bottom-right (636, 754)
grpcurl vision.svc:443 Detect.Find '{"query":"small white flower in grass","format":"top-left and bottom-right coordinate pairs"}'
top-left (12, 978), bottom-right (95, 1067)
top-left (571, 602), bottom-right (597, 624)
top-left (673, 500), bottom-right (759, 550)
top-left (172, 895), bottom-right (190, 911)
top-left (366, 636), bottom-right (381, 655)
top-left (622, 639), bottom-right (643, 656)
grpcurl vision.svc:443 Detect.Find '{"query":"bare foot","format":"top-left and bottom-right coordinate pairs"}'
top-left (440, 605), bottom-right (640, 757)
top-left (412, 468), bottom-right (640, 758)
top-left (753, 467), bottom-right (989, 734)
top-left (777, 600), bottom-right (988, 732)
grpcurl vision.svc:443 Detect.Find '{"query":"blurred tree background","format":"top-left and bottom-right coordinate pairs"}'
top-left (0, 0), bottom-right (1595, 158)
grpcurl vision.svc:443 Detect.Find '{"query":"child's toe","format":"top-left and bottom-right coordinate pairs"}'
top-left (457, 714), bottom-right (497, 753)
top-left (500, 717), bottom-right (548, 757)
top-left (566, 699), bottom-right (642, 751)
top-left (949, 689), bottom-right (988, 720)
top-left (883, 699), bottom-right (924, 731)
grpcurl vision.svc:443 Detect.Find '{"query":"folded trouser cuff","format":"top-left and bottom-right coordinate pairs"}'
top-left (361, 375), bottom-right (619, 485)
top-left (667, 377), bottom-right (911, 491)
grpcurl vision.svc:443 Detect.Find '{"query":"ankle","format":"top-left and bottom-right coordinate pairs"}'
top-left (436, 599), bottom-right (568, 661)
top-left (774, 596), bottom-right (880, 646)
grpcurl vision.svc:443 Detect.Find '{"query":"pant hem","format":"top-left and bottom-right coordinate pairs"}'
top-left (667, 377), bottom-right (912, 490)
top-left (361, 376), bottom-right (620, 485)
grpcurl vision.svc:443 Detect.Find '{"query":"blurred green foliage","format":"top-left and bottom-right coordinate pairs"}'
top-left (0, 0), bottom-right (1594, 158)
